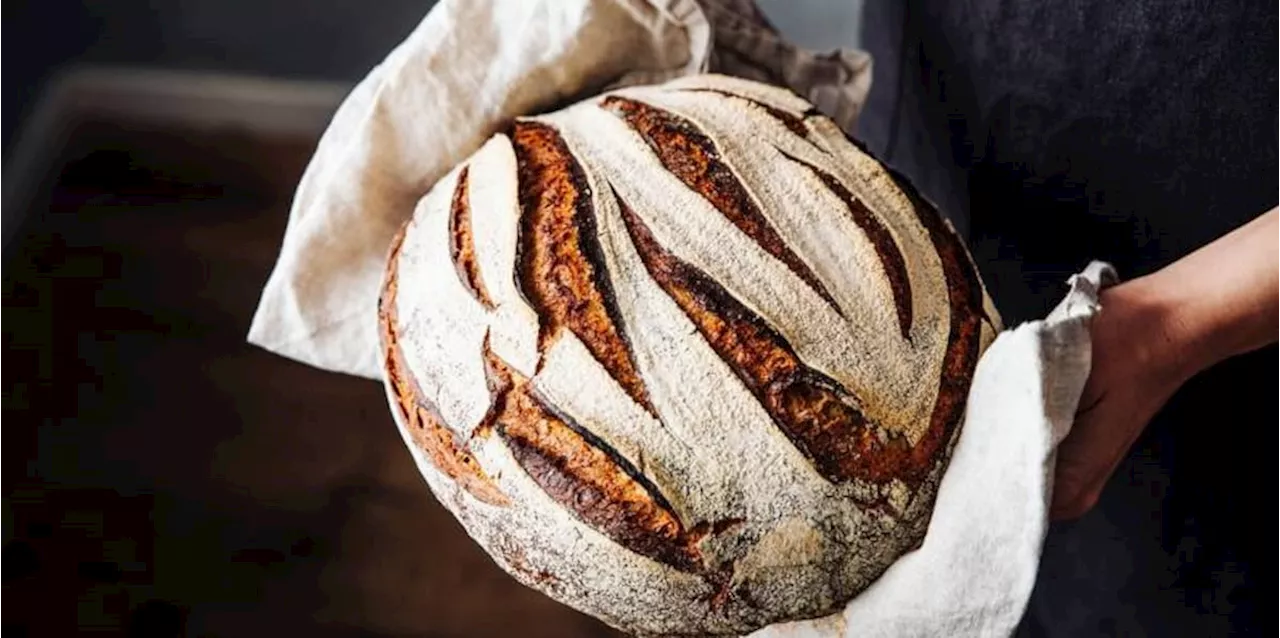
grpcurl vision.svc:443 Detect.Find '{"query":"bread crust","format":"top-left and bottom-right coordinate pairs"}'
top-left (378, 75), bottom-right (1000, 636)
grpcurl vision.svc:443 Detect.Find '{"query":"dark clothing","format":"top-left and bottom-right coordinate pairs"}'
top-left (857, 1), bottom-right (1277, 635)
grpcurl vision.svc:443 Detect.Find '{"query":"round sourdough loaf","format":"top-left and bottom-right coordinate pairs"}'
top-left (378, 74), bottom-right (1001, 636)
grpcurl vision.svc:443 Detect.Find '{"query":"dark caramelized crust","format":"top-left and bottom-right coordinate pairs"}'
top-left (897, 173), bottom-right (985, 483)
top-left (780, 171), bottom-right (983, 488)
top-left (601, 96), bottom-right (842, 315)
top-left (784, 153), bottom-right (915, 341)
top-left (593, 99), bottom-right (984, 488)
top-left (379, 86), bottom-right (992, 631)
top-left (448, 167), bottom-right (495, 309)
top-left (480, 340), bottom-right (704, 573)
top-left (510, 121), bottom-right (655, 414)
top-left (614, 193), bottom-right (929, 487)
top-left (379, 225), bottom-right (509, 506)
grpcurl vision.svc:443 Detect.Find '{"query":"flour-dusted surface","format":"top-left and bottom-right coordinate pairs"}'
top-left (752, 262), bottom-right (1112, 638)
top-left (247, 0), bottom-right (874, 381)
top-left (247, 1), bottom-right (1105, 635)
top-left (379, 76), bottom-right (1000, 636)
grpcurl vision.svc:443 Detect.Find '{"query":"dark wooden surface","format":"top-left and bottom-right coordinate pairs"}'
top-left (2, 121), bottom-right (623, 638)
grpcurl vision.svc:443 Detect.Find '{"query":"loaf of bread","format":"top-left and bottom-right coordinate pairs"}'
top-left (378, 74), bottom-right (1001, 636)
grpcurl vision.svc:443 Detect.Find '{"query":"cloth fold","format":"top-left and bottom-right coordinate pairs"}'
top-left (754, 261), bottom-right (1114, 638)
top-left (247, 0), bottom-right (870, 379)
top-left (246, 1), bottom-right (1105, 635)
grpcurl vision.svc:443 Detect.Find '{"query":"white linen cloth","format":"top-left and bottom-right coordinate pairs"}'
top-left (247, 1), bottom-right (1111, 634)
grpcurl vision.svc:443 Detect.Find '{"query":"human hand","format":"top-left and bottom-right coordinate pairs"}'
top-left (1049, 279), bottom-right (1190, 520)
top-left (1050, 207), bottom-right (1279, 520)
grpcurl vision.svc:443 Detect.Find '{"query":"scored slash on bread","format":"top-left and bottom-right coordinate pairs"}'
top-left (378, 74), bottom-right (1000, 636)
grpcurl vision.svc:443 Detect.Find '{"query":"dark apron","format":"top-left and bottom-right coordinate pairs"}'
top-left (856, 0), bottom-right (1277, 634)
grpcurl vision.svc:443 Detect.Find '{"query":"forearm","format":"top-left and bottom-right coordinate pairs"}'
top-left (1114, 207), bottom-right (1279, 382)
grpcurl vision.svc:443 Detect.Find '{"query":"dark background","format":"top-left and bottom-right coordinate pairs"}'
top-left (3, 122), bottom-right (626, 636)
top-left (2, 0), bottom-right (428, 163)
top-left (2, 0), bottom-right (858, 165)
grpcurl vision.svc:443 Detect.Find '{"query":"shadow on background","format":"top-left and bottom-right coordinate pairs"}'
top-left (1, 120), bottom-right (621, 637)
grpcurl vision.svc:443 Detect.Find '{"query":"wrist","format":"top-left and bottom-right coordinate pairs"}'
top-left (1131, 208), bottom-right (1280, 376)
top-left (1124, 264), bottom-right (1256, 382)
top-left (1097, 273), bottom-right (1204, 389)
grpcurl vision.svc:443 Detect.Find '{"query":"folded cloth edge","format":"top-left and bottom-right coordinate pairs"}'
top-left (242, 2), bottom-right (1119, 635)
top-left (754, 261), bottom-right (1116, 638)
